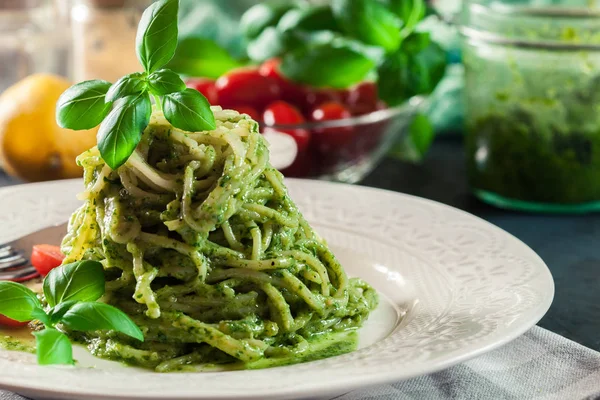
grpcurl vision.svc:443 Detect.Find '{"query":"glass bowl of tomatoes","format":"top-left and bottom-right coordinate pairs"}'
top-left (186, 58), bottom-right (424, 183)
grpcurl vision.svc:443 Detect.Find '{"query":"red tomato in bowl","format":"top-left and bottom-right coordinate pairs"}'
top-left (215, 68), bottom-right (281, 110)
top-left (263, 101), bottom-right (312, 177)
top-left (0, 315), bottom-right (28, 328)
top-left (232, 105), bottom-right (261, 121)
top-left (185, 78), bottom-right (218, 105)
top-left (263, 101), bottom-right (310, 152)
top-left (31, 244), bottom-right (64, 276)
top-left (310, 101), bottom-right (355, 170)
top-left (259, 58), bottom-right (306, 109)
top-left (346, 82), bottom-right (379, 115)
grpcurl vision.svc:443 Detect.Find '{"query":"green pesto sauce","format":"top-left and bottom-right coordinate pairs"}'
top-left (244, 331), bottom-right (358, 370)
top-left (466, 109), bottom-right (600, 204)
top-left (0, 333), bottom-right (35, 354)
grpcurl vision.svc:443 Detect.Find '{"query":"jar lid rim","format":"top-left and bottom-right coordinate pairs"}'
top-left (460, 26), bottom-right (600, 51)
top-left (469, 2), bottom-right (600, 19)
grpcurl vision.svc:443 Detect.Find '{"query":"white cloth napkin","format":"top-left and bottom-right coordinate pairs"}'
top-left (2, 327), bottom-right (599, 400)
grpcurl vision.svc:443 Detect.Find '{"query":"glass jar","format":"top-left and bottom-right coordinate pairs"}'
top-left (69, 0), bottom-right (151, 82)
top-left (0, 0), bottom-right (70, 92)
top-left (461, 0), bottom-right (600, 212)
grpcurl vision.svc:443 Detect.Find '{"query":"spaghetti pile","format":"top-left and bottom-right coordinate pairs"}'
top-left (61, 107), bottom-right (378, 371)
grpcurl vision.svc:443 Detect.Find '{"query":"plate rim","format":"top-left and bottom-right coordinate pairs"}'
top-left (0, 178), bottom-right (554, 400)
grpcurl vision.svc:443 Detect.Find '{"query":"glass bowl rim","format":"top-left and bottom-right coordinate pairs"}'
top-left (258, 96), bottom-right (424, 130)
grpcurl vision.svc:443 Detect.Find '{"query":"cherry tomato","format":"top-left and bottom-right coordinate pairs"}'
top-left (185, 78), bottom-right (218, 105)
top-left (232, 105), bottom-right (261, 121)
top-left (346, 82), bottom-right (379, 115)
top-left (0, 315), bottom-right (28, 328)
top-left (310, 102), bottom-right (355, 169)
top-left (311, 101), bottom-right (352, 123)
top-left (259, 58), bottom-right (306, 108)
top-left (31, 244), bottom-right (64, 276)
top-left (302, 88), bottom-right (346, 114)
top-left (215, 68), bottom-right (281, 110)
top-left (263, 101), bottom-right (310, 151)
top-left (258, 58), bottom-right (282, 79)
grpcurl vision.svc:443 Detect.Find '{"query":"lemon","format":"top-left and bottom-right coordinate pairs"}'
top-left (0, 74), bottom-right (98, 182)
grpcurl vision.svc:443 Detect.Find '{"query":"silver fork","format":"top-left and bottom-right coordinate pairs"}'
top-left (0, 222), bottom-right (68, 281)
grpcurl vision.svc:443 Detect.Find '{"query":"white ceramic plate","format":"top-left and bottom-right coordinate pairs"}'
top-left (0, 179), bottom-right (554, 400)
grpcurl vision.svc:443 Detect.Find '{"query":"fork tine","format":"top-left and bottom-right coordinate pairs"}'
top-left (0, 246), bottom-right (13, 257)
top-left (0, 266), bottom-right (37, 281)
top-left (0, 253), bottom-right (27, 267)
top-left (0, 258), bottom-right (28, 271)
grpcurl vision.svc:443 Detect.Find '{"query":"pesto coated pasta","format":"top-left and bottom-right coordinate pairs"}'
top-left (60, 106), bottom-right (378, 371)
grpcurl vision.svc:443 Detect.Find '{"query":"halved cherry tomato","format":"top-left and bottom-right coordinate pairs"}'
top-left (31, 244), bottom-right (64, 276)
top-left (0, 315), bottom-right (28, 328)
top-left (346, 82), bottom-right (378, 115)
top-left (185, 78), bottom-right (219, 105)
top-left (263, 101), bottom-right (310, 151)
top-left (232, 105), bottom-right (261, 121)
top-left (215, 68), bottom-right (281, 110)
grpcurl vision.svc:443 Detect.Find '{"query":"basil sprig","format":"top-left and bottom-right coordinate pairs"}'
top-left (0, 261), bottom-right (143, 366)
top-left (56, 0), bottom-right (216, 170)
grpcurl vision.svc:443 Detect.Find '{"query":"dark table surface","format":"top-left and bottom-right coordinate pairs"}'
top-left (1, 137), bottom-right (598, 351)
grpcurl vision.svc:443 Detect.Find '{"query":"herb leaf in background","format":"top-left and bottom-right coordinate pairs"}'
top-left (97, 94), bottom-right (152, 170)
top-left (147, 69), bottom-right (186, 95)
top-left (332, 0), bottom-right (402, 52)
top-left (247, 27), bottom-right (294, 63)
top-left (106, 73), bottom-right (148, 103)
top-left (61, 302), bottom-right (144, 341)
top-left (33, 328), bottom-right (73, 365)
top-left (377, 33), bottom-right (446, 106)
top-left (383, 0), bottom-right (427, 38)
top-left (136, 0), bottom-right (179, 73)
top-left (280, 43), bottom-right (375, 88)
top-left (240, 3), bottom-right (292, 39)
top-left (0, 281), bottom-right (43, 322)
top-left (167, 37), bottom-right (243, 79)
top-left (56, 80), bottom-right (112, 130)
top-left (277, 6), bottom-right (340, 33)
top-left (43, 260), bottom-right (105, 308)
top-left (162, 88), bottom-right (216, 132)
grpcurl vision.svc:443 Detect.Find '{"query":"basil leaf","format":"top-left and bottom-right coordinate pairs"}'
top-left (147, 69), bottom-right (186, 95)
top-left (136, 0), bottom-right (179, 73)
top-left (240, 3), bottom-right (292, 39)
top-left (97, 93), bottom-right (152, 169)
top-left (280, 43), bottom-right (375, 89)
top-left (377, 33), bottom-right (447, 106)
top-left (162, 88), bottom-right (215, 132)
top-left (409, 113), bottom-right (435, 156)
top-left (383, 0), bottom-right (427, 38)
top-left (43, 260), bottom-right (105, 308)
top-left (33, 328), bottom-right (73, 365)
top-left (331, 0), bottom-right (402, 52)
top-left (0, 281), bottom-right (43, 322)
top-left (278, 6), bottom-right (340, 33)
top-left (56, 80), bottom-right (112, 130)
top-left (247, 27), bottom-right (300, 63)
top-left (48, 300), bottom-right (78, 324)
top-left (106, 72), bottom-right (147, 102)
top-left (61, 302), bottom-right (144, 342)
top-left (167, 37), bottom-right (243, 79)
